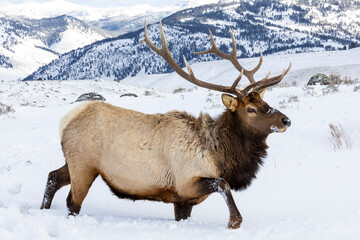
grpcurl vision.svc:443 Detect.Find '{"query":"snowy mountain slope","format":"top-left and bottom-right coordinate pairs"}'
top-left (24, 0), bottom-right (360, 81)
top-left (0, 15), bottom-right (109, 80)
top-left (0, 0), bottom-right (178, 21)
top-left (1, 49), bottom-right (360, 239)
top-left (0, 1), bottom-right (220, 81)
top-left (0, 0), bottom-right (219, 22)
top-left (0, 54), bottom-right (12, 69)
top-left (88, 12), bottom-right (172, 37)
top-left (0, 0), bottom-right (184, 36)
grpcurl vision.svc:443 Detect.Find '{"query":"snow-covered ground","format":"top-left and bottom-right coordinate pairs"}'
top-left (0, 49), bottom-right (360, 239)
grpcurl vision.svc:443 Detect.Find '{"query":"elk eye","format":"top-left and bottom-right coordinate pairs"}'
top-left (247, 107), bottom-right (256, 113)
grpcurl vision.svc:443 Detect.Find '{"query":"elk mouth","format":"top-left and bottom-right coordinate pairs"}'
top-left (270, 126), bottom-right (288, 133)
top-left (270, 125), bottom-right (281, 133)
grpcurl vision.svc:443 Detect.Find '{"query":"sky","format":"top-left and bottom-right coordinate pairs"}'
top-left (0, 0), bottom-right (218, 8)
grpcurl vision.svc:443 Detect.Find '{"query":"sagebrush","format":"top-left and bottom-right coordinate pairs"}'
top-left (0, 102), bottom-right (15, 115)
top-left (329, 123), bottom-right (353, 151)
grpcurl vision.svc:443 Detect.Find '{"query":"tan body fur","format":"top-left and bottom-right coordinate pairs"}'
top-left (61, 101), bottom-right (219, 205)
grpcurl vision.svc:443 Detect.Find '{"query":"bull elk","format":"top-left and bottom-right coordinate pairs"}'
top-left (40, 21), bottom-right (291, 229)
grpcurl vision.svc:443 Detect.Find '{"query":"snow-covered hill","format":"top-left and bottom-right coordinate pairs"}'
top-left (0, 0), bottom-right (218, 21)
top-left (0, 48), bottom-right (360, 239)
top-left (24, 0), bottom-right (360, 81)
top-left (0, 0), bottom-right (208, 36)
top-left (0, 0), bottom-right (219, 81)
top-left (0, 15), bottom-right (109, 81)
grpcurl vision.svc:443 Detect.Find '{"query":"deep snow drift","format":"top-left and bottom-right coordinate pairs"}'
top-left (0, 49), bottom-right (360, 239)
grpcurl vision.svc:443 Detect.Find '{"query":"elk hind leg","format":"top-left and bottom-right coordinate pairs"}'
top-left (66, 167), bottom-right (98, 216)
top-left (41, 164), bottom-right (70, 209)
top-left (174, 202), bottom-right (193, 221)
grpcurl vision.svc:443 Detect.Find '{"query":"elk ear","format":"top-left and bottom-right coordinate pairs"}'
top-left (222, 94), bottom-right (238, 112)
top-left (259, 89), bottom-right (266, 99)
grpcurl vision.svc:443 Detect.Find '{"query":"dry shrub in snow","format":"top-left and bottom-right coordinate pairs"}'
top-left (328, 73), bottom-right (342, 84)
top-left (144, 90), bottom-right (153, 96)
top-left (329, 123), bottom-right (353, 151)
top-left (279, 95), bottom-right (300, 109)
top-left (322, 84), bottom-right (339, 95)
top-left (302, 85), bottom-right (317, 97)
top-left (329, 73), bottom-right (357, 85)
top-left (342, 76), bottom-right (356, 85)
top-left (172, 88), bottom-right (187, 94)
top-left (0, 102), bottom-right (15, 115)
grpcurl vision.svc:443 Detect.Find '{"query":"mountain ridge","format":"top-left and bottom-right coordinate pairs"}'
top-left (24, 0), bottom-right (360, 81)
top-left (0, 14), bottom-right (110, 80)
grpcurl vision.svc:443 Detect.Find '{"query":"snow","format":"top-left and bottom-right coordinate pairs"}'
top-left (50, 27), bottom-right (105, 54)
top-left (1, 48), bottom-right (360, 239)
top-left (202, 19), bottom-right (236, 27)
top-left (0, 0), bottom-right (181, 21)
top-left (0, 15), bottom-right (108, 81)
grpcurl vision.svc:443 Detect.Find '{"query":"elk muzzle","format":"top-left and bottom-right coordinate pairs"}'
top-left (270, 116), bottom-right (291, 133)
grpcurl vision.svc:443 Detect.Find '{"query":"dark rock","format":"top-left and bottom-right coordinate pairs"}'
top-left (307, 73), bottom-right (331, 85)
top-left (120, 93), bottom-right (138, 98)
top-left (75, 92), bottom-right (106, 102)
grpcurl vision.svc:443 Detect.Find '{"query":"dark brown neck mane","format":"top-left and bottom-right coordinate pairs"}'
top-left (202, 110), bottom-right (269, 191)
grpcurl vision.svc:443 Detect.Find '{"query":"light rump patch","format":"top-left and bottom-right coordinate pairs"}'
top-left (59, 102), bottom-right (92, 138)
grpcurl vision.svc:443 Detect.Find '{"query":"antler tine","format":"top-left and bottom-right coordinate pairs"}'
top-left (182, 55), bottom-right (195, 80)
top-left (140, 20), bottom-right (189, 80)
top-left (240, 63), bottom-right (292, 95)
top-left (141, 21), bottom-right (245, 98)
top-left (228, 28), bottom-right (237, 59)
top-left (194, 28), bottom-right (264, 84)
top-left (230, 69), bottom-right (244, 91)
top-left (250, 50), bottom-right (263, 76)
top-left (159, 20), bottom-right (169, 52)
top-left (194, 28), bottom-right (240, 69)
top-left (253, 63), bottom-right (291, 92)
top-left (140, 21), bottom-right (159, 55)
top-left (183, 55), bottom-right (246, 98)
top-left (193, 29), bottom-right (218, 55)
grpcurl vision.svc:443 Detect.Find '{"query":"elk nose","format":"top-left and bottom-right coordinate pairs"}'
top-left (282, 118), bottom-right (291, 127)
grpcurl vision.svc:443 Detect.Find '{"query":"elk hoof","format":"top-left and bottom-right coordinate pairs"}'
top-left (227, 215), bottom-right (243, 229)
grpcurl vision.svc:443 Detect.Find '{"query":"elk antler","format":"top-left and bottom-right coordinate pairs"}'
top-left (194, 28), bottom-right (263, 84)
top-left (140, 21), bottom-right (291, 98)
top-left (195, 28), bottom-right (291, 92)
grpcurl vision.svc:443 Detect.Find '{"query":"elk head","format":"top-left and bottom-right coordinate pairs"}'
top-left (222, 92), bottom-right (291, 135)
top-left (141, 21), bottom-right (291, 136)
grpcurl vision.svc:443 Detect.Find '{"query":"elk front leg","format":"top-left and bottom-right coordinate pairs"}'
top-left (196, 177), bottom-right (242, 229)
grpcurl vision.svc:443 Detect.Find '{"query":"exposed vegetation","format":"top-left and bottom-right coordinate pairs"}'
top-left (0, 102), bottom-right (15, 115)
top-left (144, 90), bottom-right (153, 96)
top-left (329, 123), bottom-right (353, 151)
top-left (173, 88), bottom-right (187, 94)
top-left (279, 95), bottom-right (300, 109)
top-left (322, 84), bottom-right (339, 95)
